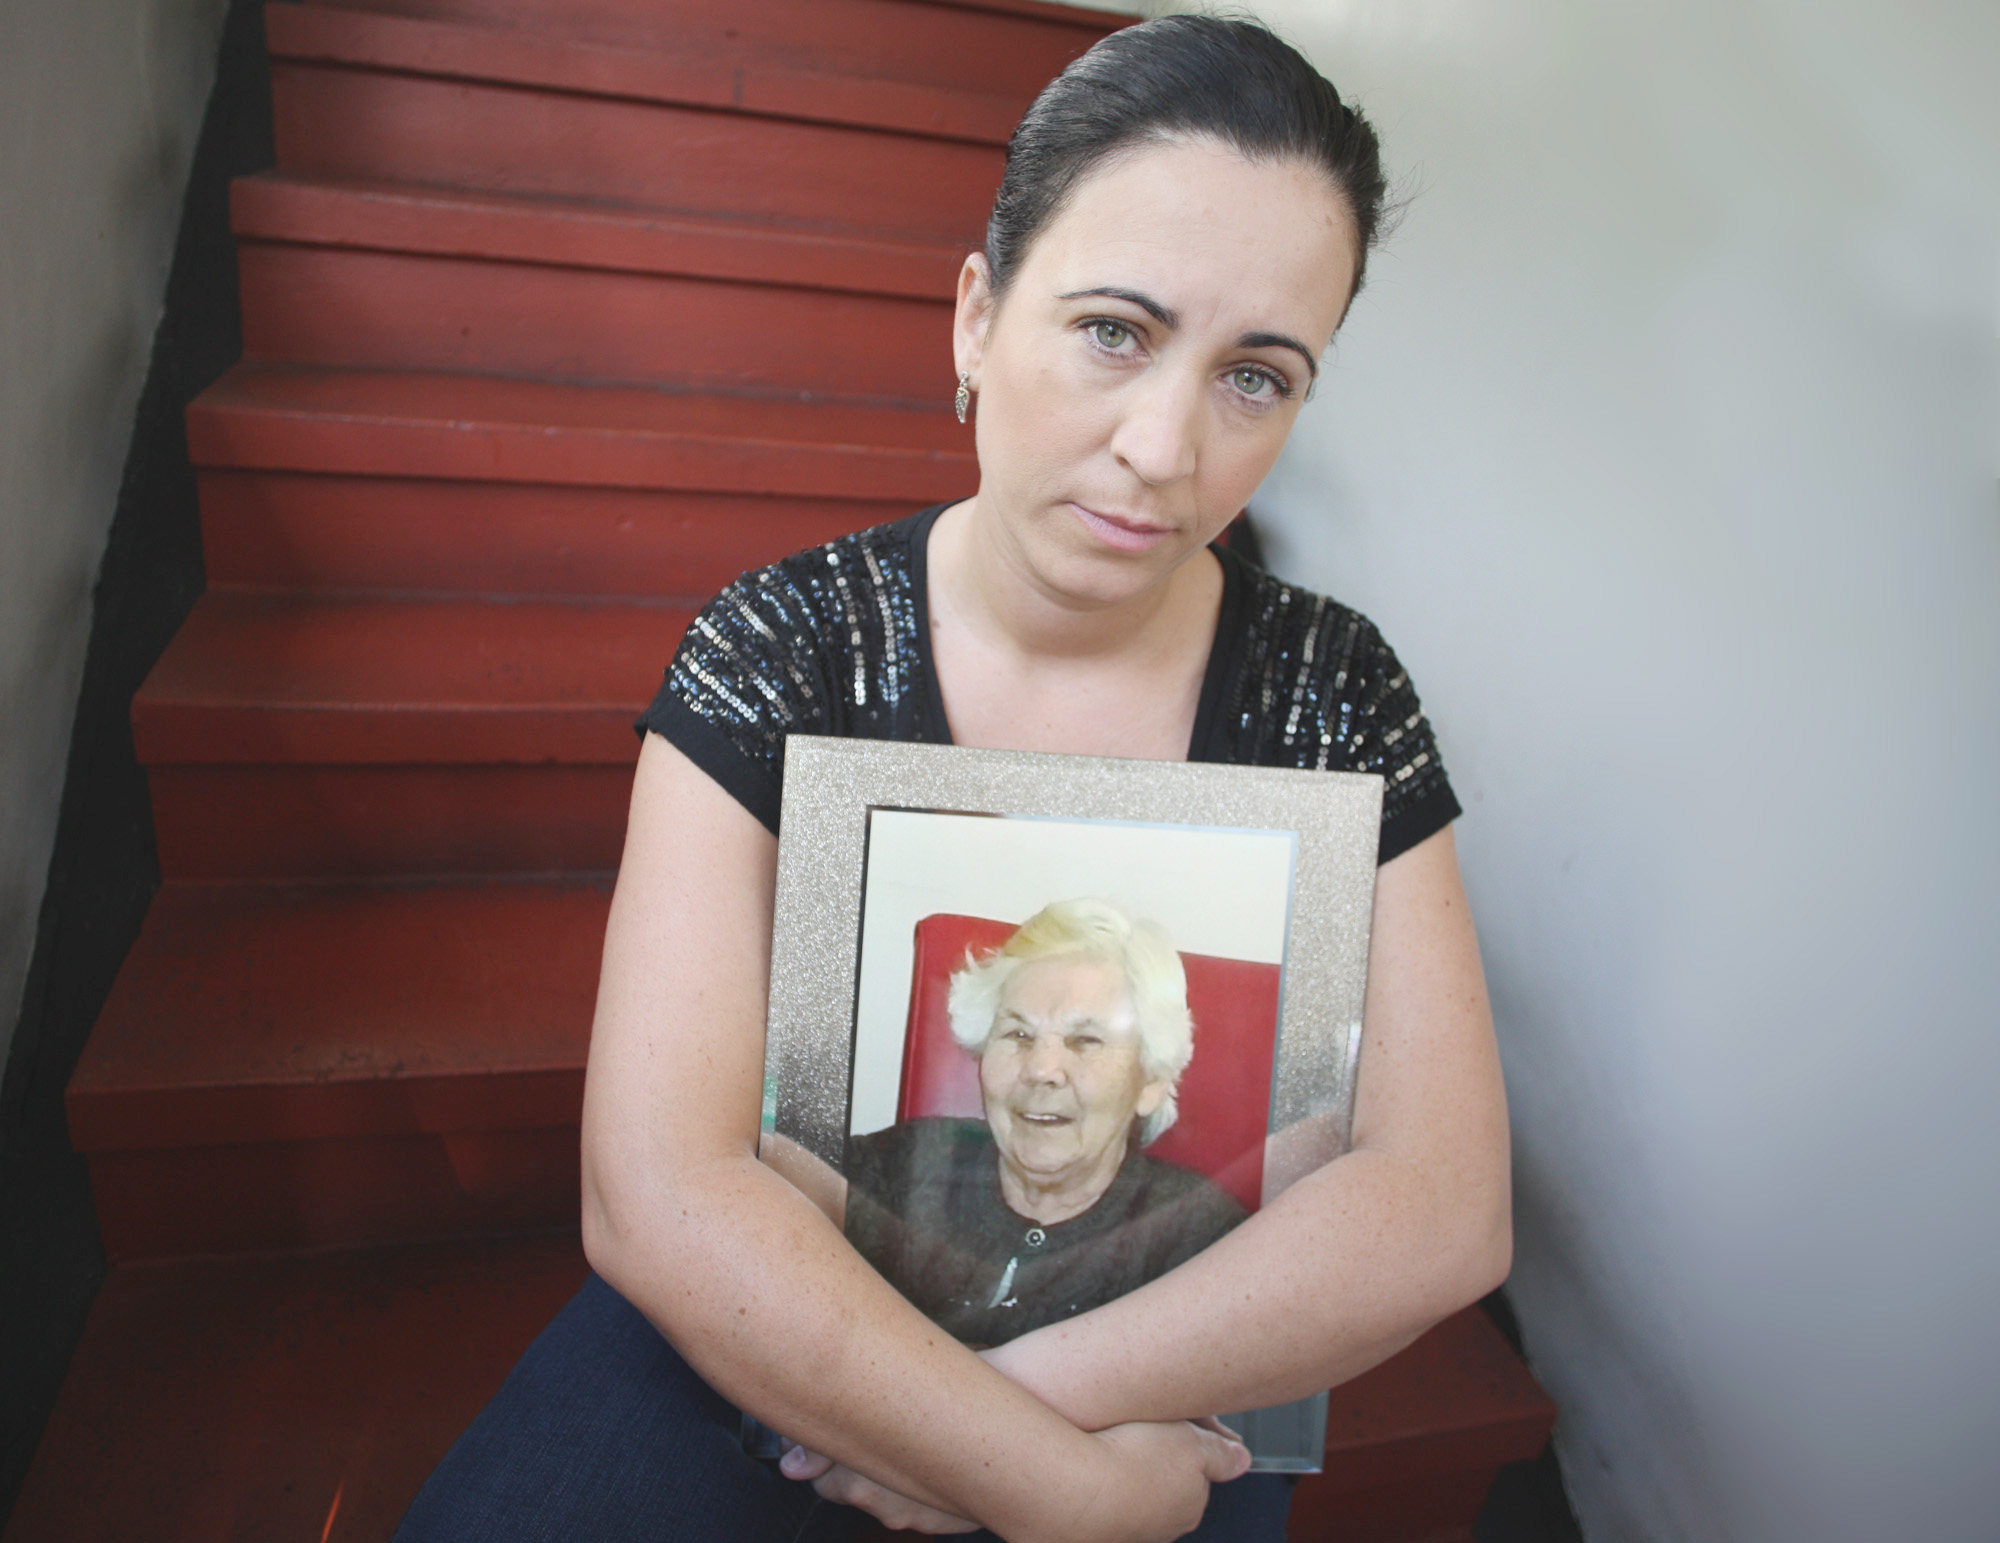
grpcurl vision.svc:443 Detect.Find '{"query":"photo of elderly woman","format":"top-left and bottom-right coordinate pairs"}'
top-left (842, 899), bottom-right (1249, 1349)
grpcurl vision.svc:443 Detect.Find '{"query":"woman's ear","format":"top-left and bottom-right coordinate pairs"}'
top-left (1133, 1077), bottom-right (1170, 1120)
top-left (952, 252), bottom-right (996, 384)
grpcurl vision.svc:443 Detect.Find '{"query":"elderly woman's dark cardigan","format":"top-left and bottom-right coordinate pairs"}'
top-left (842, 1116), bottom-right (1248, 1346)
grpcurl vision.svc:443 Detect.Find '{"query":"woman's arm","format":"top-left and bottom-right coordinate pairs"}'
top-left (580, 735), bottom-right (1246, 1540)
top-left (981, 823), bottom-right (1512, 1427)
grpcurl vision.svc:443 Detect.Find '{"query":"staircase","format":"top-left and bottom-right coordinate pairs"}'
top-left (9, 2), bottom-right (1555, 1537)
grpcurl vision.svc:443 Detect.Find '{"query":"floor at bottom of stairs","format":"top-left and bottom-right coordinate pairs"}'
top-left (3, 1230), bottom-right (587, 1543)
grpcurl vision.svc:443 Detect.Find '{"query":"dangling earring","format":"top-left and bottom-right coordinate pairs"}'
top-left (954, 372), bottom-right (971, 425)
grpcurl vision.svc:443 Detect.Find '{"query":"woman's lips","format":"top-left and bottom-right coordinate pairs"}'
top-left (1070, 502), bottom-right (1172, 554)
top-left (1017, 1111), bottom-right (1073, 1126)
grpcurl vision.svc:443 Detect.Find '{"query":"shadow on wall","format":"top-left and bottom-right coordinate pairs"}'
top-left (0, 0), bottom-right (270, 1521)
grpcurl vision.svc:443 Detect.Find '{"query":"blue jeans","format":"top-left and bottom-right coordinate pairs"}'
top-left (396, 1273), bottom-right (1293, 1542)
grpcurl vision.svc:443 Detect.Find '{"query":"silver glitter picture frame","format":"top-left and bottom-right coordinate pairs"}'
top-left (758, 735), bottom-right (1385, 1472)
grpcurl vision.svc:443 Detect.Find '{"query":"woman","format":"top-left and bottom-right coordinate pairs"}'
top-left (843, 899), bottom-right (1248, 1349)
top-left (399, 16), bottom-right (1509, 1543)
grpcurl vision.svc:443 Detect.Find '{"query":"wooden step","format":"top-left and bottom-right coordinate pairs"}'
top-left (235, 219), bottom-right (954, 399)
top-left (70, 880), bottom-right (602, 1257)
top-left (148, 761), bottom-right (633, 880)
top-left (187, 363), bottom-right (979, 502)
top-left (133, 591), bottom-right (688, 766)
top-left (269, 2), bottom-right (1031, 145)
top-left (231, 176), bottom-right (964, 404)
top-left (232, 173), bottom-right (968, 299)
top-left (3, 1235), bottom-right (591, 1541)
top-left (131, 592), bottom-right (676, 881)
top-left (306, 0), bottom-right (1123, 99)
top-left (1292, 1306), bottom-right (1556, 1541)
top-left (272, 53), bottom-right (1005, 241)
top-left (197, 467), bottom-right (900, 595)
top-left (71, 879), bottom-right (602, 1151)
top-left (4, 1234), bottom-right (1549, 1542)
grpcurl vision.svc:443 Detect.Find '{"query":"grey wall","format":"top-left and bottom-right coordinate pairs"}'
top-left (1097, 0), bottom-right (1999, 1536)
top-left (0, 0), bottom-right (230, 1070)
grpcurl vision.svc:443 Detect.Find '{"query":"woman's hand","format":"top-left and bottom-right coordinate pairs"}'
top-left (783, 1419), bottom-right (1249, 1542)
top-left (784, 1446), bottom-right (979, 1534)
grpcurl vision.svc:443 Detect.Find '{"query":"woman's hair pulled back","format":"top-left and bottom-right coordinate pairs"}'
top-left (986, 15), bottom-right (1388, 306)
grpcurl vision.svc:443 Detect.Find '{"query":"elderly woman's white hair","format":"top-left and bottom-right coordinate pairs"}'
top-left (946, 898), bottom-right (1194, 1145)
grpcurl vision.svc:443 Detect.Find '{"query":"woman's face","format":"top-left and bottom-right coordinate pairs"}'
top-left (978, 955), bottom-right (1169, 1203)
top-left (954, 137), bottom-right (1359, 606)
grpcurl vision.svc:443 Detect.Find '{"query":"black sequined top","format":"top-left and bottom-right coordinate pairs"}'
top-left (638, 505), bottom-right (1460, 863)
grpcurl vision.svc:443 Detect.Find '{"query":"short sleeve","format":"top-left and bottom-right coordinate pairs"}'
top-left (1346, 625), bottom-right (1461, 864)
top-left (1201, 555), bottom-right (1464, 864)
top-left (635, 574), bottom-right (834, 835)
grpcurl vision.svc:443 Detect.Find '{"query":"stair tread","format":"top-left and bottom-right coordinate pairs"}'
top-left (3, 1234), bottom-right (590, 1543)
top-left (269, 1), bottom-right (1031, 145)
top-left (233, 171), bottom-right (967, 298)
top-left (1321, 1307), bottom-right (1557, 1460)
top-left (187, 363), bottom-right (978, 500)
top-left (69, 879), bottom-right (601, 1151)
top-left (315, 0), bottom-right (1131, 57)
top-left (5, 1235), bottom-right (1550, 1542)
top-left (132, 589), bottom-right (689, 764)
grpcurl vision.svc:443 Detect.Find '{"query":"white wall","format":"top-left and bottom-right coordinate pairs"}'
top-left (0, 0), bottom-right (229, 1068)
top-left (1088, 0), bottom-right (2000, 1537)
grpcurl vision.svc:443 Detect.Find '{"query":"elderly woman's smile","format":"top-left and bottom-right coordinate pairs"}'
top-left (978, 955), bottom-right (1171, 1225)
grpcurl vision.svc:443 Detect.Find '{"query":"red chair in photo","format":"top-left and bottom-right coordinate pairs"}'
top-left (895, 913), bottom-right (1282, 1213)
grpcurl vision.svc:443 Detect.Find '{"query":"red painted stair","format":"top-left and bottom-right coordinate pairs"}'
top-left (17, 1), bottom-right (1557, 1536)
top-left (188, 365), bottom-right (978, 497)
top-left (7, 1235), bottom-right (1549, 1543)
top-left (72, 879), bottom-right (605, 1258)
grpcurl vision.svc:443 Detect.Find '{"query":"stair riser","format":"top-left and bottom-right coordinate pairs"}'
top-left (74, 1070), bottom-right (584, 1155)
top-left (312, 0), bottom-right (1114, 98)
top-left (139, 703), bottom-right (648, 766)
top-left (199, 470), bottom-right (900, 595)
top-left (131, 591), bottom-right (691, 765)
top-left (149, 764), bottom-right (631, 879)
top-left (237, 240), bottom-right (955, 399)
top-left (231, 175), bottom-right (967, 303)
top-left (186, 379), bottom-right (976, 499)
top-left (272, 63), bottom-right (1003, 242)
top-left (70, 877), bottom-right (605, 1156)
top-left (88, 1127), bottom-right (578, 1260)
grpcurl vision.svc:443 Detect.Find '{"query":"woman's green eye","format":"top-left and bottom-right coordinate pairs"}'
top-left (1234, 367), bottom-right (1273, 396)
top-left (1092, 321), bottom-right (1131, 349)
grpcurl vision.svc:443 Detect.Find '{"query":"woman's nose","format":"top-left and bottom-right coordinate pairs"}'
top-left (1022, 1035), bottom-right (1071, 1083)
top-left (1109, 367), bottom-right (1201, 487)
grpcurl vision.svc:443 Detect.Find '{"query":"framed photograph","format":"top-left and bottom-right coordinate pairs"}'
top-left (757, 737), bottom-right (1383, 1472)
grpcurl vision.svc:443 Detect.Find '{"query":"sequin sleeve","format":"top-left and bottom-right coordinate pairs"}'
top-left (1207, 555), bottom-right (1462, 863)
top-left (635, 571), bottom-right (836, 835)
top-left (1344, 620), bottom-right (1461, 864)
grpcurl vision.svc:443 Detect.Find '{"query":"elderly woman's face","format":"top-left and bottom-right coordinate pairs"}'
top-left (979, 955), bottom-right (1168, 1195)
top-left (953, 137), bottom-right (1358, 607)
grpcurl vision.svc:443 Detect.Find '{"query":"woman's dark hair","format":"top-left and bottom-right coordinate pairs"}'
top-left (987, 15), bottom-right (1388, 309)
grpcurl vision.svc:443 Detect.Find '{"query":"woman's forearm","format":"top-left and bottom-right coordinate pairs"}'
top-left (579, 740), bottom-right (1186, 1542)
top-left (983, 1138), bottom-right (1511, 1430)
top-left (583, 1142), bottom-right (1130, 1538)
top-left (988, 826), bottom-right (1512, 1429)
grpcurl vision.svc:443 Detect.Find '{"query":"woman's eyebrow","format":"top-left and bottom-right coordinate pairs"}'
top-left (1058, 286), bottom-right (1179, 328)
top-left (1238, 331), bottom-right (1320, 381)
top-left (1059, 288), bottom-right (1320, 382)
